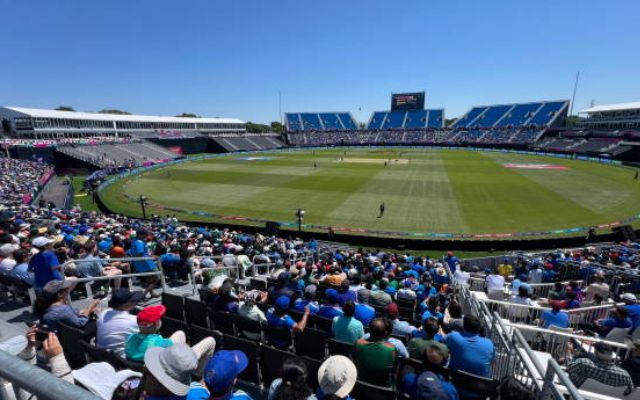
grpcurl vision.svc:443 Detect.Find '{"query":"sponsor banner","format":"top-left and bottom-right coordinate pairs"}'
top-left (503, 163), bottom-right (569, 170)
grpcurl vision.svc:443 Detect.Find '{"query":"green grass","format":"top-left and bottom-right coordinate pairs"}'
top-left (100, 149), bottom-right (640, 239)
top-left (70, 175), bottom-right (100, 212)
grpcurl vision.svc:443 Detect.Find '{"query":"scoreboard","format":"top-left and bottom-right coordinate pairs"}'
top-left (391, 92), bottom-right (425, 111)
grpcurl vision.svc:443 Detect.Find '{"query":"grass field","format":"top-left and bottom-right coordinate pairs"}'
top-left (100, 149), bottom-right (640, 238)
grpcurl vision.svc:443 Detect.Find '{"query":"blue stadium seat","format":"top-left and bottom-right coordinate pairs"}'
top-left (300, 113), bottom-right (323, 130)
top-left (285, 113), bottom-right (303, 131)
top-left (473, 105), bottom-right (511, 127)
top-left (427, 109), bottom-right (444, 128)
top-left (452, 106), bottom-right (488, 128)
top-left (338, 113), bottom-right (358, 129)
top-left (404, 110), bottom-right (427, 128)
top-left (319, 113), bottom-right (342, 130)
top-left (527, 101), bottom-right (567, 126)
top-left (381, 111), bottom-right (406, 129)
top-left (368, 112), bottom-right (387, 129)
top-left (495, 103), bottom-right (542, 127)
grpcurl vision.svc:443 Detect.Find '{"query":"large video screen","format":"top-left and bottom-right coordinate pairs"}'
top-left (391, 92), bottom-right (425, 111)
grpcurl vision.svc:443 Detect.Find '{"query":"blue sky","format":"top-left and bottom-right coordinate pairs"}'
top-left (0, 0), bottom-right (638, 124)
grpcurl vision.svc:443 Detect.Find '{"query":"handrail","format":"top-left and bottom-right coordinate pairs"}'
top-left (0, 349), bottom-right (101, 400)
top-left (543, 358), bottom-right (584, 400)
top-left (504, 322), bottom-right (630, 351)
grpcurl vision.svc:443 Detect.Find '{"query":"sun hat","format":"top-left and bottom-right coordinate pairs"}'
top-left (621, 293), bottom-right (637, 301)
top-left (318, 355), bottom-right (357, 398)
top-left (73, 362), bottom-right (141, 400)
top-left (108, 289), bottom-right (144, 309)
top-left (203, 350), bottom-right (248, 394)
top-left (144, 343), bottom-right (197, 396)
top-left (42, 279), bottom-right (76, 296)
top-left (137, 305), bottom-right (166, 326)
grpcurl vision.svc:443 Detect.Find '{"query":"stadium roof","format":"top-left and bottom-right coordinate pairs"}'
top-left (2, 106), bottom-right (244, 124)
top-left (580, 102), bottom-right (640, 114)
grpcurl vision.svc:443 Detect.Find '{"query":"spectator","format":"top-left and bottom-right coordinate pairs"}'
top-left (485, 269), bottom-right (505, 300)
top-left (442, 301), bottom-right (463, 333)
top-left (143, 343), bottom-right (199, 400)
top-left (8, 248), bottom-right (34, 286)
top-left (76, 240), bottom-right (123, 291)
top-left (237, 291), bottom-right (267, 340)
top-left (188, 350), bottom-right (252, 400)
top-left (267, 296), bottom-right (310, 347)
top-left (125, 305), bottom-right (215, 366)
top-left (401, 343), bottom-right (458, 400)
top-left (620, 293), bottom-right (640, 333)
top-left (268, 357), bottom-right (315, 400)
top-left (397, 280), bottom-right (418, 301)
top-left (316, 356), bottom-right (357, 400)
top-left (336, 279), bottom-right (357, 306)
top-left (387, 302), bottom-right (417, 337)
top-left (621, 338), bottom-right (640, 387)
top-left (34, 280), bottom-right (100, 333)
top-left (595, 305), bottom-right (632, 337)
top-left (318, 289), bottom-right (344, 319)
top-left (567, 342), bottom-right (633, 395)
top-left (293, 285), bottom-right (320, 314)
top-left (408, 317), bottom-right (446, 359)
top-left (540, 300), bottom-right (570, 329)
top-left (354, 318), bottom-right (397, 386)
top-left (353, 290), bottom-right (376, 327)
top-left (332, 301), bottom-right (365, 343)
top-left (585, 275), bottom-right (610, 302)
top-left (445, 315), bottom-right (495, 378)
top-left (96, 288), bottom-right (144, 356)
top-left (507, 285), bottom-right (537, 320)
top-left (444, 251), bottom-right (459, 274)
top-left (0, 242), bottom-right (19, 274)
top-left (212, 279), bottom-right (240, 313)
top-left (126, 229), bottom-right (158, 299)
top-left (369, 279), bottom-right (393, 307)
top-left (29, 236), bottom-right (62, 290)
top-left (527, 263), bottom-right (543, 284)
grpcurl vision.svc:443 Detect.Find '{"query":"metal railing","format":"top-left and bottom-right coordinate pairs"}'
top-left (541, 359), bottom-right (584, 400)
top-left (0, 349), bottom-right (100, 400)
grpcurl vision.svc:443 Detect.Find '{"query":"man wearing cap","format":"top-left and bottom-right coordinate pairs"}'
top-left (36, 280), bottom-right (100, 332)
top-left (317, 289), bottom-right (344, 319)
top-left (28, 236), bottom-right (62, 290)
top-left (401, 343), bottom-right (457, 400)
top-left (620, 293), bottom-right (640, 333)
top-left (187, 350), bottom-right (252, 400)
top-left (125, 305), bottom-right (184, 361)
top-left (316, 355), bottom-right (357, 400)
top-left (567, 342), bottom-right (634, 394)
top-left (126, 229), bottom-right (159, 298)
top-left (96, 288), bottom-right (144, 356)
top-left (267, 296), bottom-right (310, 348)
top-left (444, 251), bottom-right (458, 275)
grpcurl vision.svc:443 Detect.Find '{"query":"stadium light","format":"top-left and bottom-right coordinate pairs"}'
top-left (139, 195), bottom-right (148, 220)
top-left (295, 208), bottom-right (305, 233)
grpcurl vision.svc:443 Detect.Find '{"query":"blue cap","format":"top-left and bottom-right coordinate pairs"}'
top-left (275, 295), bottom-right (291, 311)
top-left (326, 289), bottom-right (340, 303)
top-left (204, 350), bottom-right (248, 393)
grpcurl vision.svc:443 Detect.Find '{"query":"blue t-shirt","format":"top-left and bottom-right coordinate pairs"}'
top-left (267, 310), bottom-right (296, 330)
top-left (541, 310), bottom-right (570, 329)
top-left (600, 317), bottom-right (632, 335)
top-left (445, 332), bottom-right (495, 378)
top-left (97, 239), bottom-right (112, 254)
top-left (160, 253), bottom-right (181, 269)
top-left (41, 304), bottom-right (89, 332)
top-left (127, 240), bottom-right (156, 272)
top-left (626, 304), bottom-right (640, 332)
top-left (29, 250), bottom-right (62, 288)
top-left (186, 383), bottom-right (252, 400)
top-left (10, 263), bottom-right (34, 286)
top-left (293, 299), bottom-right (320, 314)
top-left (354, 303), bottom-right (375, 326)
top-left (336, 290), bottom-right (357, 306)
top-left (318, 305), bottom-right (343, 319)
top-left (445, 256), bottom-right (459, 274)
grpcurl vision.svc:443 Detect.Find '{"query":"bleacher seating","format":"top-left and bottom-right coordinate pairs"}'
top-left (57, 140), bottom-right (179, 168)
top-left (211, 134), bottom-right (285, 152)
top-left (367, 109), bottom-right (445, 129)
top-left (453, 100), bottom-right (569, 129)
top-left (285, 112), bottom-right (358, 132)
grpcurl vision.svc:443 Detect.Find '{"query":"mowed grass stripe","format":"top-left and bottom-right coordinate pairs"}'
top-left (215, 159), bottom-right (378, 225)
top-left (327, 152), bottom-right (469, 233)
top-left (443, 151), bottom-right (602, 233)
top-left (484, 153), bottom-right (640, 215)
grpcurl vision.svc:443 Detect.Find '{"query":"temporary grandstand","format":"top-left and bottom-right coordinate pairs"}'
top-left (285, 112), bottom-right (358, 132)
top-left (0, 106), bottom-right (246, 139)
top-left (367, 109), bottom-right (445, 129)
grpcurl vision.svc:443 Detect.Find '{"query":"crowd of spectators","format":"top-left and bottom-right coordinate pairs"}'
top-left (0, 158), bottom-right (51, 206)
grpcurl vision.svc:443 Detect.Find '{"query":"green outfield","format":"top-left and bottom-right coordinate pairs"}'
top-left (100, 149), bottom-right (640, 238)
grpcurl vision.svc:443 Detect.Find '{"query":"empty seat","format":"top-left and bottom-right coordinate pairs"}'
top-left (184, 297), bottom-right (208, 327)
top-left (295, 328), bottom-right (326, 360)
top-left (162, 292), bottom-right (185, 321)
top-left (451, 369), bottom-right (501, 400)
top-left (259, 344), bottom-right (297, 387)
top-left (209, 310), bottom-right (236, 335)
top-left (327, 338), bottom-right (354, 358)
top-left (222, 334), bottom-right (261, 385)
top-left (189, 324), bottom-right (223, 348)
top-left (352, 380), bottom-right (396, 400)
top-left (57, 322), bottom-right (88, 370)
top-left (160, 316), bottom-right (189, 341)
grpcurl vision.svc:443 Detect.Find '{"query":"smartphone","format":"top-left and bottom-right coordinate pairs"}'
top-left (35, 324), bottom-right (50, 342)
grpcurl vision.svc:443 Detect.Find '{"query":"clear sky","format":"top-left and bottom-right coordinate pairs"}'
top-left (1, 0), bottom-right (638, 124)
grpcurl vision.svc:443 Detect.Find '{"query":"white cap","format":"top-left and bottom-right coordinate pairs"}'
top-left (31, 236), bottom-right (54, 248)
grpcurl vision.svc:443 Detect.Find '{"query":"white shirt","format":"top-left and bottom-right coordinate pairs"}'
top-left (96, 308), bottom-right (138, 356)
top-left (486, 274), bottom-right (506, 291)
top-left (454, 270), bottom-right (470, 286)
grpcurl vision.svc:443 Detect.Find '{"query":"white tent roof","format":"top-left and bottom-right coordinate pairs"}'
top-left (580, 102), bottom-right (640, 114)
top-left (3, 106), bottom-right (244, 124)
